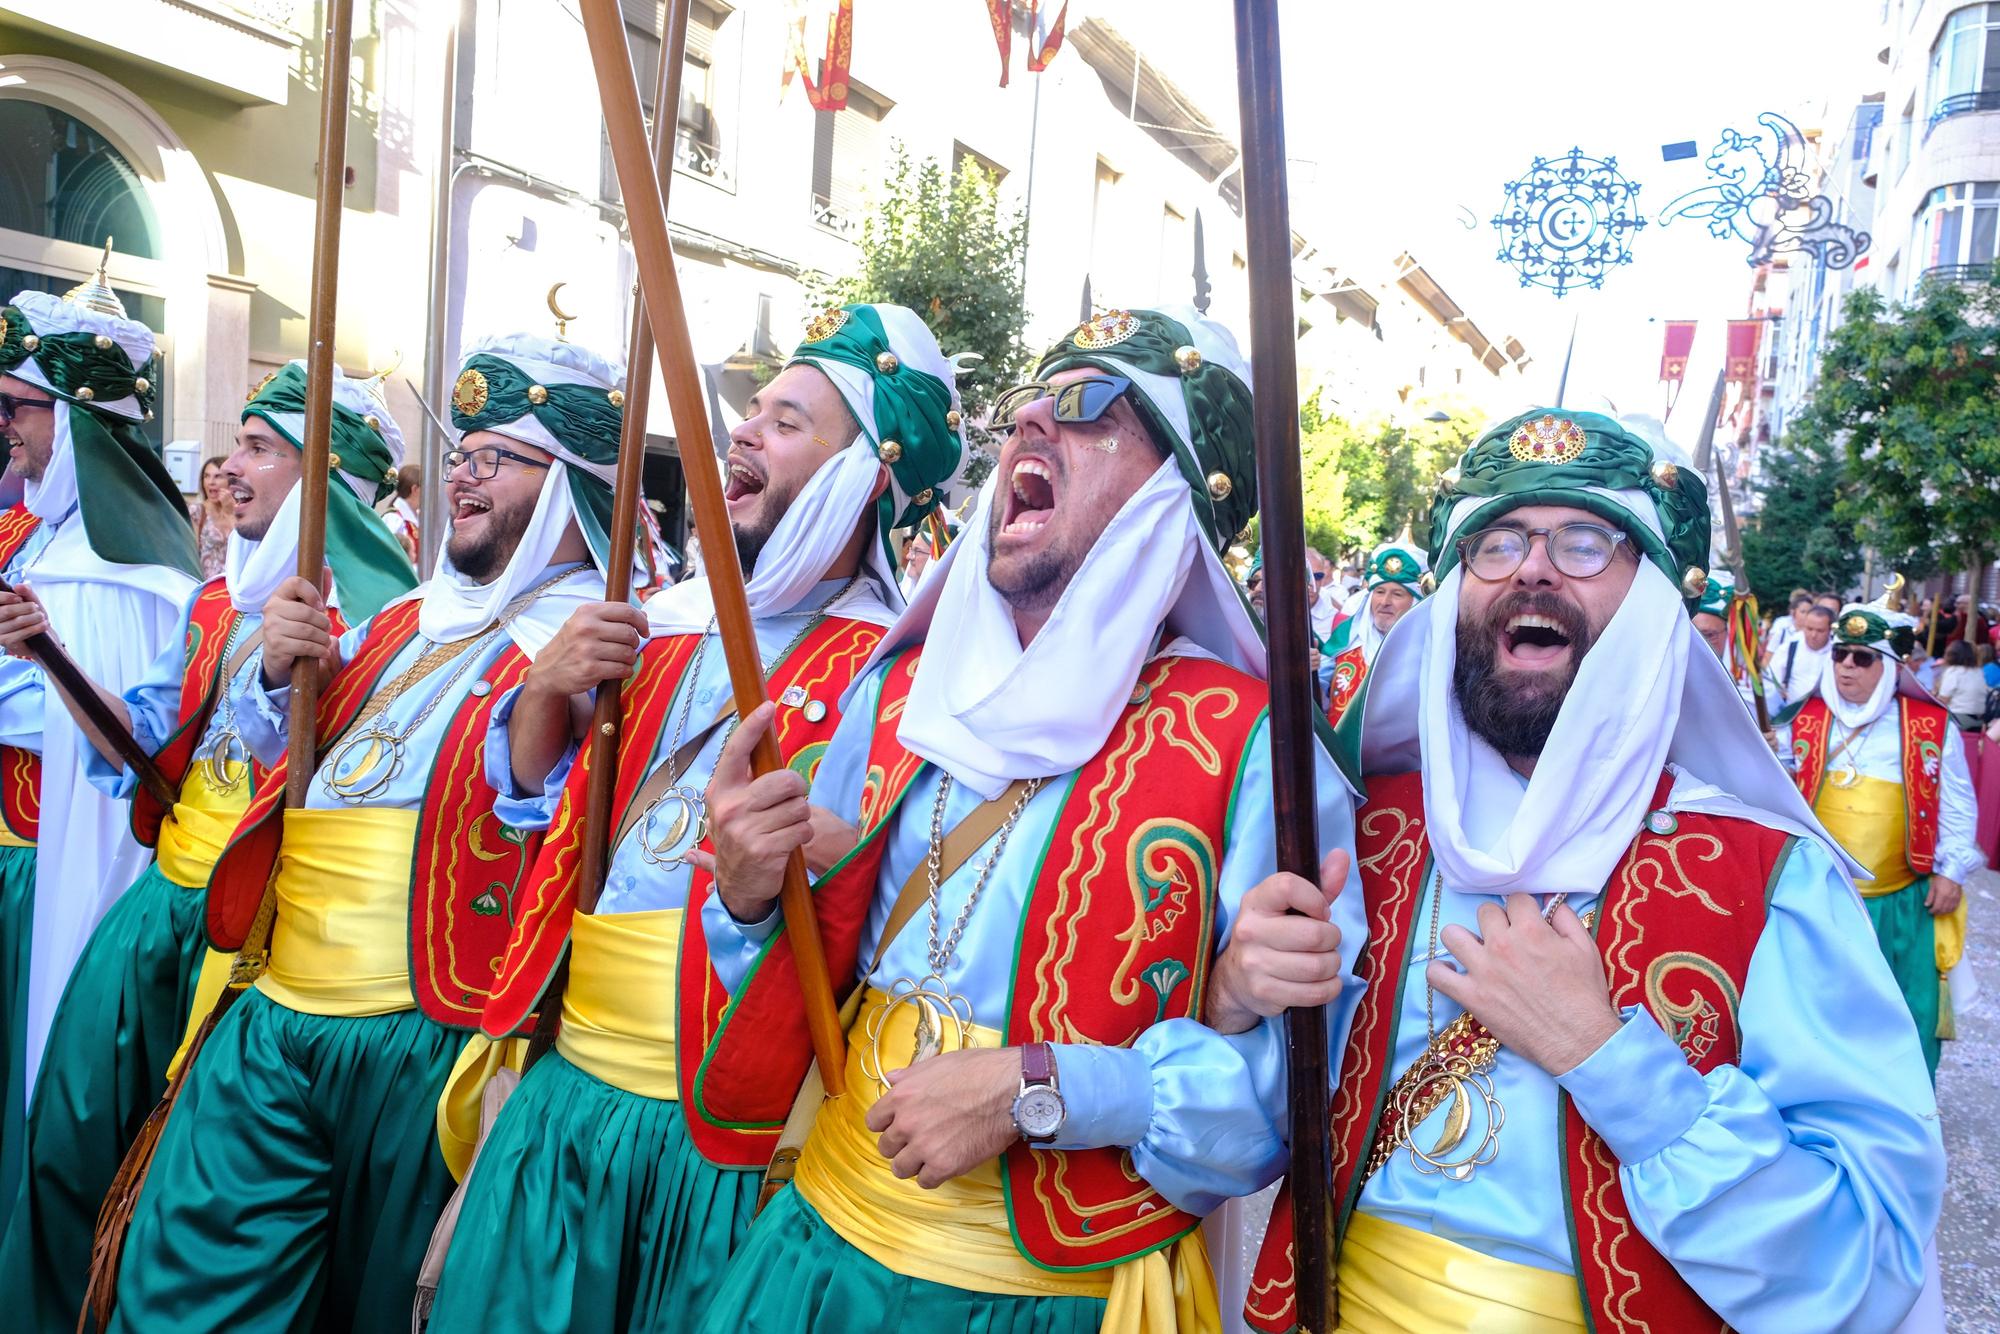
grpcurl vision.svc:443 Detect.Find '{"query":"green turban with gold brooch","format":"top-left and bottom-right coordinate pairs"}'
top-left (1, 273), bottom-right (197, 578)
top-left (242, 361), bottom-right (417, 619)
top-left (1428, 408), bottom-right (1712, 606)
top-left (1031, 304), bottom-right (1254, 554)
top-left (449, 332), bottom-right (623, 570)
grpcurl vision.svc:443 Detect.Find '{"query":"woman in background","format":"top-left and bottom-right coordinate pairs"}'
top-left (187, 456), bottom-right (232, 578)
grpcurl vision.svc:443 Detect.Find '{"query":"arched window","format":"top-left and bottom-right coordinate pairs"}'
top-left (1928, 4), bottom-right (2000, 127)
top-left (0, 100), bottom-right (160, 258)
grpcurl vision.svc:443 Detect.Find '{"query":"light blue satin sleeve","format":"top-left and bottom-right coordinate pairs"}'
top-left (1046, 723), bottom-right (1367, 1214)
top-left (0, 657), bottom-right (45, 751)
top-left (1555, 836), bottom-right (1942, 1331)
top-left (79, 585), bottom-right (202, 798)
top-left (701, 661), bottom-right (884, 982)
top-left (234, 616), bottom-right (375, 768)
top-left (483, 683), bottom-right (579, 832)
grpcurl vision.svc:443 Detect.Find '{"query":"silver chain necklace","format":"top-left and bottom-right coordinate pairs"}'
top-left (860, 770), bottom-right (1044, 1087)
top-left (190, 614), bottom-right (253, 796)
top-left (635, 578), bottom-right (857, 867)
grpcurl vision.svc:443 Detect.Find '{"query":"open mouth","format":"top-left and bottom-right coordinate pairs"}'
top-left (723, 456), bottom-right (766, 507)
top-left (999, 457), bottom-right (1056, 537)
top-left (453, 492), bottom-right (492, 523)
top-left (227, 481), bottom-right (254, 508)
top-left (1501, 612), bottom-right (1574, 667)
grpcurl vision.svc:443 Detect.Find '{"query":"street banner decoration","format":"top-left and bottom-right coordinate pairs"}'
top-left (1725, 318), bottom-right (1762, 383)
top-left (1491, 148), bottom-right (1647, 297)
top-left (1660, 319), bottom-right (1696, 413)
top-left (1658, 111), bottom-right (1870, 268)
top-left (783, 0), bottom-right (854, 110)
top-left (982, 1), bottom-right (1068, 87)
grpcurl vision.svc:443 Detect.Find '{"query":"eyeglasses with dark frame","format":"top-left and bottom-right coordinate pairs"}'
top-left (1831, 646), bottom-right (1881, 666)
top-left (0, 392), bottom-right (56, 425)
top-left (991, 374), bottom-right (1134, 431)
top-left (445, 445), bottom-right (553, 480)
top-left (1457, 523), bottom-right (1631, 582)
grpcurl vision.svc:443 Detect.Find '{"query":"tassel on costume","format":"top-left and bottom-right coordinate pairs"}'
top-left (1937, 972), bottom-right (1956, 1042)
top-left (80, 982), bottom-right (247, 1331)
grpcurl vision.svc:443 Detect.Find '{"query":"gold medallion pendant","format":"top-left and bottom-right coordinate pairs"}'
top-left (196, 730), bottom-right (251, 796)
top-left (861, 974), bottom-right (975, 1086)
top-left (1392, 1055), bottom-right (1505, 1182)
top-left (637, 786), bottom-right (705, 867)
top-left (322, 726), bottom-right (407, 802)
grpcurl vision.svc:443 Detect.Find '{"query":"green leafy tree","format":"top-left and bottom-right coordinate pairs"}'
top-left (818, 147), bottom-right (1030, 489)
top-left (1741, 436), bottom-right (1864, 600)
top-left (1788, 265), bottom-right (2000, 584)
top-left (1292, 393), bottom-right (1482, 559)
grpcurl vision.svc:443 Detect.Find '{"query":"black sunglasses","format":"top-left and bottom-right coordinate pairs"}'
top-left (1832, 646), bottom-right (1880, 666)
top-left (446, 445), bottom-right (552, 480)
top-left (991, 375), bottom-right (1134, 430)
top-left (0, 392), bottom-right (56, 425)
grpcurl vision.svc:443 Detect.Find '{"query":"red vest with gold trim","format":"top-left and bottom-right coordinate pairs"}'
top-left (134, 578), bottom-right (238, 845)
top-left (695, 646), bottom-right (1267, 1270)
top-left (1325, 643), bottom-right (1367, 726)
top-left (1247, 770), bottom-right (1789, 1333)
top-left (481, 615), bottom-right (881, 1167)
top-left (1789, 695), bottom-right (1946, 876)
top-left (206, 597), bottom-right (542, 1027)
top-left (0, 503), bottom-right (43, 842)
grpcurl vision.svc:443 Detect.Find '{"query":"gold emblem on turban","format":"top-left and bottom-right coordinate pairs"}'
top-left (802, 307), bottom-right (849, 343)
top-left (1073, 310), bottom-right (1138, 349)
top-left (1843, 614), bottom-right (1868, 638)
top-left (452, 367), bottom-right (490, 417)
top-left (1507, 414), bottom-right (1587, 465)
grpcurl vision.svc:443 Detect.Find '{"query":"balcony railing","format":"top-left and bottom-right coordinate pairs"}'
top-left (673, 128), bottom-right (732, 188)
top-left (1926, 89), bottom-right (2000, 138)
top-left (809, 192), bottom-right (859, 238)
top-left (1920, 262), bottom-right (2000, 284)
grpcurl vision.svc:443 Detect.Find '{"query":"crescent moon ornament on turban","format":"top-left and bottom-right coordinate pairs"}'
top-left (547, 283), bottom-right (578, 341)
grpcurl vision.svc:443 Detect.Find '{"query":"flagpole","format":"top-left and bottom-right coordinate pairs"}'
top-left (1232, 3), bottom-right (1331, 1328)
top-left (576, 0), bottom-right (849, 1095)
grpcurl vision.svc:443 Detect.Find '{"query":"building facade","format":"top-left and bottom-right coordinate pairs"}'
top-left (1749, 0), bottom-right (2000, 602)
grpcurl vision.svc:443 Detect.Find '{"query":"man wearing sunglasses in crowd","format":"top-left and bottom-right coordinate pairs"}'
top-left (1774, 597), bottom-right (1984, 1080)
top-left (1221, 409), bottom-right (1941, 1332)
top-left (695, 306), bottom-right (1366, 1333)
top-left (0, 279), bottom-right (198, 1217)
top-left (111, 330), bottom-right (622, 1330)
top-left (416, 303), bottom-right (967, 1334)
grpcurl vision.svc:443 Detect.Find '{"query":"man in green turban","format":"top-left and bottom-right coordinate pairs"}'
top-left (0, 271), bottom-right (198, 1210)
top-left (111, 330), bottom-right (621, 1331)
top-left (696, 306), bottom-right (1365, 1334)
top-left (1320, 532), bottom-right (1431, 724)
top-left (1222, 408), bottom-right (1940, 1333)
top-left (0, 359), bottom-right (417, 1328)
top-left (419, 302), bottom-right (968, 1334)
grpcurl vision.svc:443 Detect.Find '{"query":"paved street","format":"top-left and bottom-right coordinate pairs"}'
top-left (1942, 866), bottom-right (2000, 1332)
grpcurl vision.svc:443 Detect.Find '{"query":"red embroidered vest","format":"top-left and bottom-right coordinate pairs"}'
top-left (1246, 770), bottom-right (1789, 1333)
top-left (1789, 695), bottom-right (1946, 875)
top-left (133, 579), bottom-right (237, 845)
top-left (481, 616), bottom-right (881, 1167)
top-left (1325, 643), bottom-right (1368, 726)
top-left (0, 504), bottom-right (43, 842)
top-left (205, 598), bottom-right (543, 1026)
top-left (695, 646), bottom-right (1267, 1269)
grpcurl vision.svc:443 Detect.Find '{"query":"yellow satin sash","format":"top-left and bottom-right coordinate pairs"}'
top-left (1813, 773), bottom-right (1917, 896)
top-left (1336, 1211), bottom-right (1585, 1333)
top-left (437, 1031), bottom-right (528, 1180)
top-left (155, 755), bottom-right (253, 889)
top-left (799, 987), bottom-right (1217, 1333)
top-left (0, 823), bottom-right (30, 849)
top-left (255, 807), bottom-right (419, 1016)
top-left (556, 907), bottom-right (683, 1098)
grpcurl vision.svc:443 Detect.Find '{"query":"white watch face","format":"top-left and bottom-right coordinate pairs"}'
top-left (1014, 1085), bottom-right (1065, 1139)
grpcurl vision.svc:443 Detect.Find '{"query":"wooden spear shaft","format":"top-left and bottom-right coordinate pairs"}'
top-left (1231, 2), bottom-right (1331, 1328)
top-left (579, 0), bottom-right (688, 914)
top-left (576, 0), bottom-right (849, 1095)
top-left (522, 0), bottom-right (688, 1074)
top-left (285, 0), bottom-right (356, 809)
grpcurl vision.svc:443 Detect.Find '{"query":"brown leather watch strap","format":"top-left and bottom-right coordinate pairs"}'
top-left (1020, 1039), bottom-right (1055, 1087)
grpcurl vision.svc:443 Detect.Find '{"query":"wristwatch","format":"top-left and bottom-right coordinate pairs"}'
top-left (1011, 1041), bottom-right (1066, 1144)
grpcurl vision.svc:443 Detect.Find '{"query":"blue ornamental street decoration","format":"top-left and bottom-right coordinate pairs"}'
top-left (1657, 111), bottom-right (1870, 269)
top-left (1491, 148), bottom-right (1647, 298)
